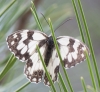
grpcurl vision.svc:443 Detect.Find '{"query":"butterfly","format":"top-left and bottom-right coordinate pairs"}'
top-left (6, 29), bottom-right (89, 86)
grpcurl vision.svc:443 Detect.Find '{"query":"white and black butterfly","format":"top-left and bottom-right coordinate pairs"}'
top-left (6, 30), bottom-right (89, 86)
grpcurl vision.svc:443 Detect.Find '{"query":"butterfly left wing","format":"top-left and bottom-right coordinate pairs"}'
top-left (6, 30), bottom-right (48, 83)
top-left (57, 36), bottom-right (90, 69)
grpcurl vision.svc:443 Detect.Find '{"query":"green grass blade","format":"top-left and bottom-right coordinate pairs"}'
top-left (50, 86), bottom-right (54, 92)
top-left (81, 77), bottom-right (88, 92)
top-left (48, 18), bottom-right (74, 92)
top-left (57, 81), bottom-right (62, 92)
top-left (15, 82), bottom-right (30, 92)
top-left (77, 0), bottom-right (100, 88)
top-left (85, 51), bottom-right (97, 91)
top-left (58, 73), bottom-right (68, 92)
top-left (0, 54), bottom-right (16, 81)
top-left (37, 45), bottom-right (57, 92)
top-left (30, 1), bottom-right (44, 32)
top-left (30, 6), bottom-right (57, 91)
top-left (71, 0), bottom-right (85, 43)
top-left (0, 0), bottom-right (16, 17)
top-left (87, 85), bottom-right (97, 92)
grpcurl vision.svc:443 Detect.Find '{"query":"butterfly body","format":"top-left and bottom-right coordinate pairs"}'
top-left (6, 30), bottom-right (89, 86)
top-left (44, 36), bottom-right (55, 66)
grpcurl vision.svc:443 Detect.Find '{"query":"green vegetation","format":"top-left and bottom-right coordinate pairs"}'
top-left (0, 0), bottom-right (99, 92)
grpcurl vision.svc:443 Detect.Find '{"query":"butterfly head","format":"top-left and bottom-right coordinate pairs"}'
top-left (47, 36), bottom-right (54, 47)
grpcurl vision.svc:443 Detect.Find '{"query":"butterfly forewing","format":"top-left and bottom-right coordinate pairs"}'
top-left (57, 36), bottom-right (89, 69)
top-left (6, 30), bottom-right (48, 62)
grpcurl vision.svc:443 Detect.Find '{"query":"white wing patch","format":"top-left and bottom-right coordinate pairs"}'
top-left (44, 49), bottom-right (60, 86)
top-left (57, 36), bottom-right (89, 69)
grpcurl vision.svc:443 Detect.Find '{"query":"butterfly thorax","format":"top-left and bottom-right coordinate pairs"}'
top-left (47, 36), bottom-right (54, 47)
top-left (44, 36), bottom-right (54, 66)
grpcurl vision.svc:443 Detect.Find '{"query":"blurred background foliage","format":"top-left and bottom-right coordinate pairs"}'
top-left (0, 0), bottom-right (100, 92)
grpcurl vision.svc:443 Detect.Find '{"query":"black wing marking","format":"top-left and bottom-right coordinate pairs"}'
top-left (57, 36), bottom-right (90, 69)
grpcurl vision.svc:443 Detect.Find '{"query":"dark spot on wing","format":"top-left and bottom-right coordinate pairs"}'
top-left (54, 65), bottom-right (59, 74)
top-left (7, 33), bottom-right (22, 50)
top-left (69, 38), bottom-right (75, 45)
top-left (23, 39), bottom-right (30, 45)
top-left (38, 40), bottom-right (46, 48)
top-left (27, 31), bottom-right (34, 40)
top-left (44, 74), bottom-right (48, 85)
top-left (78, 44), bottom-right (84, 49)
top-left (69, 45), bottom-right (75, 52)
top-left (12, 47), bottom-right (29, 60)
top-left (30, 70), bottom-right (43, 83)
top-left (17, 34), bottom-right (21, 40)
top-left (67, 38), bottom-right (75, 52)
top-left (44, 73), bottom-right (52, 86)
top-left (23, 52), bottom-right (30, 60)
top-left (27, 59), bottom-right (33, 67)
top-left (15, 50), bottom-right (23, 59)
top-left (63, 57), bottom-right (76, 68)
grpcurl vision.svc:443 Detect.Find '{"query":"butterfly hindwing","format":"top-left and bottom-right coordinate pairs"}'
top-left (57, 36), bottom-right (89, 69)
top-left (24, 44), bottom-right (46, 83)
top-left (44, 49), bottom-right (60, 86)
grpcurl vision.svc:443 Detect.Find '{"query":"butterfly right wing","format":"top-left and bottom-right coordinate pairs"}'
top-left (57, 36), bottom-right (90, 69)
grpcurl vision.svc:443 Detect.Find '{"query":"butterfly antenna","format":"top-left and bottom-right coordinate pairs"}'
top-left (41, 13), bottom-right (72, 34)
top-left (54, 18), bottom-right (72, 32)
top-left (41, 13), bottom-right (49, 25)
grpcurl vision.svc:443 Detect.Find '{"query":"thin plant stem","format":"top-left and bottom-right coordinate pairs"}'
top-left (81, 77), bottom-right (88, 92)
top-left (0, 0), bottom-right (16, 17)
top-left (49, 18), bottom-right (74, 92)
top-left (77, 0), bottom-right (100, 88)
top-left (15, 82), bottom-right (30, 92)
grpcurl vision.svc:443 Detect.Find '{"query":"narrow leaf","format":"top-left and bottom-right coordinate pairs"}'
top-left (48, 18), bottom-right (74, 92)
top-left (77, 0), bottom-right (100, 88)
top-left (0, 54), bottom-right (16, 81)
top-left (58, 73), bottom-right (68, 92)
top-left (37, 45), bottom-right (57, 92)
top-left (15, 82), bottom-right (30, 92)
top-left (81, 77), bottom-right (88, 92)
top-left (85, 51), bottom-right (97, 91)
top-left (30, 1), bottom-right (44, 32)
top-left (0, 0), bottom-right (16, 16)
top-left (71, 0), bottom-right (85, 43)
